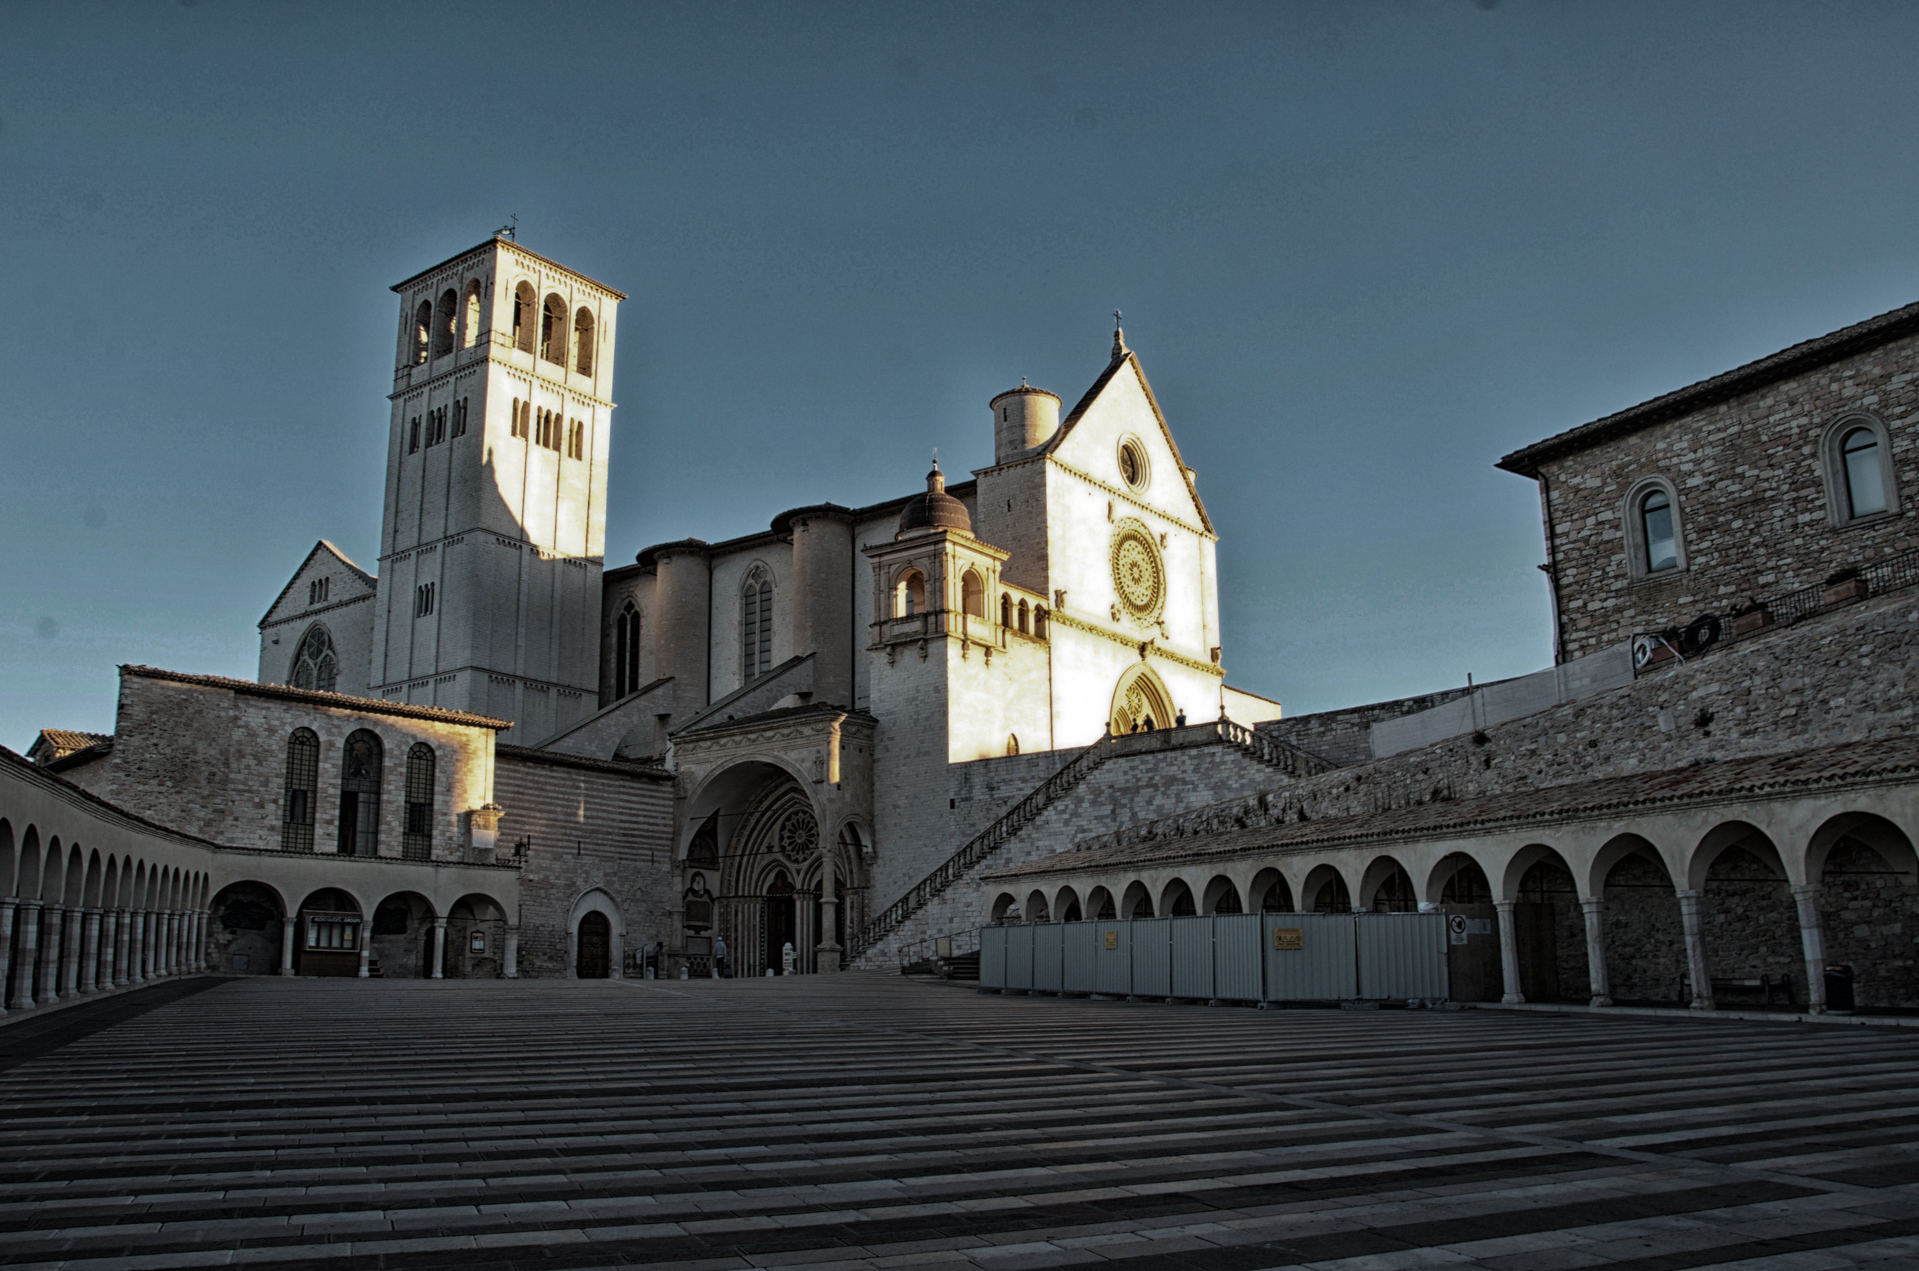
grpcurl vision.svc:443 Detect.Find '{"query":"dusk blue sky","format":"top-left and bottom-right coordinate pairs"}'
top-left (7, 1), bottom-right (1919, 751)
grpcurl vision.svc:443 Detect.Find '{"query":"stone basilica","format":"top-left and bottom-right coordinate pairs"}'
top-left (9, 233), bottom-right (1919, 1019)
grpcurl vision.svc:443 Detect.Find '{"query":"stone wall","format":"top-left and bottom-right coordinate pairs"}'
top-left (1073, 587), bottom-right (1919, 860)
top-left (1261, 686), bottom-right (1476, 768)
top-left (1534, 328), bottom-right (1919, 660)
top-left (493, 748), bottom-right (675, 978)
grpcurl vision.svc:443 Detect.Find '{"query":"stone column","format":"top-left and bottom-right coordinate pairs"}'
top-left (431, 919), bottom-right (447, 979)
top-left (1579, 898), bottom-right (1612, 1007)
top-left (1494, 900), bottom-right (1524, 1004)
top-left (81, 910), bottom-right (102, 994)
top-left (1793, 884), bottom-right (1829, 1013)
top-left (169, 911), bottom-right (183, 974)
top-left (357, 942), bottom-right (371, 978)
top-left (816, 851), bottom-right (842, 974)
top-left (0, 899), bottom-right (14, 1014)
top-left (61, 906), bottom-right (85, 997)
top-left (97, 909), bottom-right (116, 990)
top-left (153, 912), bottom-right (168, 976)
top-left (192, 911), bottom-right (207, 972)
top-left (40, 906), bottom-right (63, 1003)
top-left (129, 912), bottom-right (146, 984)
top-left (503, 927), bottom-right (519, 979)
top-left (10, 902), bottom-right (39, 1010)
top-left (279, 919), bottom-right (296, 976)
top-left (113, 909), bottom-right (132, 985)
top-left (1676, 889), bottom-right (1714, 1010)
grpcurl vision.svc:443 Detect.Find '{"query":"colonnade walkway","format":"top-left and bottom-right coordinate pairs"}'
top-left (3, 977), bottom-right (1919, 1270)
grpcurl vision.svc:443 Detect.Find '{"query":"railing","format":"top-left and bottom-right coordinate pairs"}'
top-left (896, 926), bottom-right (981, 970)
top-left (846, 736), bottom-right (1114, 961)
top-left (1633, 542), bottom-right (1919, 676)
top-left (1215, 719), bottom-right (1338, 777)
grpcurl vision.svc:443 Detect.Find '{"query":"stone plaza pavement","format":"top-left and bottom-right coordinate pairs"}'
top-left (2, 978), bottom-right (1918, 1271)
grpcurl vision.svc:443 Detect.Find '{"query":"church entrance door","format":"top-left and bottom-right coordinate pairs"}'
top-left (576, 912), bottom-right (610, 979)
top-left (763, 874), bottom-right (796, 974)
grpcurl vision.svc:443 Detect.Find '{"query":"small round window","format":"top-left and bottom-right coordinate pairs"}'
top-left (1118, 438), bottom-right (1148, 490)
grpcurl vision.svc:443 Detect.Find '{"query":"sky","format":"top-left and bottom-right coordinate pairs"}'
top-left (8, 1), bottom-right (1919, 751)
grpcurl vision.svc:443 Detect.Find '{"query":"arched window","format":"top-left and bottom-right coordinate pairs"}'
top-left (281, 728), bottom-right (319, 853)
top-left (615, 601), bottom-right (641, 698)
top-left (461, 280), bottom-right (482, 349)
top-left (961, 569), bottom-right (984, 618)
top-left (402, 744), bottom-right (434, 861)
top-left (1624, 478), bottom-right (1684, 579)
top-left (412, 300), bottom-right (431, 365)
top-left (1000, 593), bottom-right (1013, 626)
top-left (573, 307), bottom-right (595, 374)
top-left (742, 568), bottom-right (773, 680)
top-left (540, 294), bottom-right (568, 364)
top-left (290, 625), bottom-right (338, 693)
top-left (512, 282), bottom-right (536, 353)
top-left (896, 569), bottom-right (926, 617)
top-left (1032, 606), bottom-right (1047, 639)
top-left (432, 289), bottom-right (457, 358)
top-left (1006, 734), bottom-right (1020, 756)
top-left (1018, 599), bottom-right (1030, 634)
top-left (567, 417), bottom-right (584, 460)
top-left (337, 730), bottom-right (383, 856)
top-left (1825, 416), bottom-right (1898, 524)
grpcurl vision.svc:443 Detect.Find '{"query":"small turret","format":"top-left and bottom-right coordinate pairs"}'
top-left (990, 382), bottom-right (1061, 464)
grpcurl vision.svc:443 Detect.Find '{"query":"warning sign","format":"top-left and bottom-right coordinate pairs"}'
top-left (1103, 930), bottom-right (1118, 950)
top-left (1273, 927), bottom-right (1304, 951)
top-left (1449, 913), bottom-right (1469, 945)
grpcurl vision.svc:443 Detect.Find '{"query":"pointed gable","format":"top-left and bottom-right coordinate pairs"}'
top-left (258, 540), bottom-right (377, 629)
top-left (1045, 351), bottom-right (1214, 534)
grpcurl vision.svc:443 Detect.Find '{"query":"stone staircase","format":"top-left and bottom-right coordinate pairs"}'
top-left (848, 721), bottom-right (1331, 969)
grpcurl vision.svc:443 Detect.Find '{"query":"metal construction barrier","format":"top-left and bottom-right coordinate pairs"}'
top-left (979, 911), bottom-right (1449, 1004)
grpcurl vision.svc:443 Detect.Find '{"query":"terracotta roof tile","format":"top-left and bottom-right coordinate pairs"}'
top-left (123, 666), bottom-right (513, 730)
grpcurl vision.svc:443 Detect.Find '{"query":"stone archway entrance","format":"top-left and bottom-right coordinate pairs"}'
top-left (1110, 665), bottom-right (1174, 735)
top-left (763, 873), bottom-right (796, 975)
top-left (576, 912), bottom-right (610, 979)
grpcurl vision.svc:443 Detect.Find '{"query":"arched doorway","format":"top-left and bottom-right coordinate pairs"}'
top-left (1110, 665), bottom-right (1174, 735)
top-left (207, 881), bottom-right (285, 976)
top-left (764, 872), bottom-right (796, 974)
top-left (576, 912), bottom-right (610, 979)
top-left (293, 887), bottom-right (362, 977)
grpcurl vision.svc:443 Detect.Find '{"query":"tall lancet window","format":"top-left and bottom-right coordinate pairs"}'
top-left (337, 730), bottom-right (383, 857)
top-left (281, 728), bottom-right (319, 854)
top-left (291, 625), bottom-right (338, 693)
top-left (741, 567), bottom-right (773, 681)
top-left (615, 601), bottom-right (641, 698)
top-left (402, 744), bottom-right (435, 861)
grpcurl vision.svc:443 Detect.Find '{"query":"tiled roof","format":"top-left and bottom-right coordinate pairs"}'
top-left (988, 733), bottom-right (1919, 879)
top-left (495, 745), bottom-right (672, 779)
top-left (1497, 299), bottom-right (1919, 476)
top-left (122, 666), bottom-right (513, 730)
top-left (31, 729), bottom-right (111, 759)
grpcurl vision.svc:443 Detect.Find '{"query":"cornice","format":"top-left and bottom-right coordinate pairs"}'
top-left (260, 592), bottom-right (375, 631)
top-left (1049, 458), bottom-right (1214, 540)
top-left (390, 349), bottom-right (616, 411)
top-left (1047, 608), bottom-right (1223, 677)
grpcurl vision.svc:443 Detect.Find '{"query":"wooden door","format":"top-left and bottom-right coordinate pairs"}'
top-left (577, 912), bottom-right (610, 979)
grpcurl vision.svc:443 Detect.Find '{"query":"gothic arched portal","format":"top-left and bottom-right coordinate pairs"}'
top-left (1110, 665), bottom-right (1175, 735)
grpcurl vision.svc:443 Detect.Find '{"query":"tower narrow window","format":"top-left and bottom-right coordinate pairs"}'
top-left (1842, 426), bottom-right (1890, 518)
top-left (742, 568), bottom-right (773, 680)
top-left (401, 743), bottom-right (435, 861)
top-left (412, 300), bottom-right (431, 365)
top-left (615, 601), bottom-right (641, 698)
top-left (452, 397), bottom-right (468, 437)
top-left (337, 730), bottom-right (383, 857)
top-left (1640, 489), bottom-right (1677, 573)
top-left (961, 569), bottom-right (984, 618)
top-left (1032, 606), bottom-right (1048, 638)
top-left (1018, 599), bottom-right (1030, 633)
top-left (540, 294), bottom-right (568, 364)
top-left (415, 582), bottom-right (435, 617)
top-left (513, 282), bottom-right (536, 354)
top-left (461, 280), bottom-right (482, 349)
top-left (574, 307), bottom-right (595, 374)
top-left (567, 418), bottom-right (585, 459)
top-left (291, 625), bottom-right (338, 692)
top-left (433, 289), bottom-right (457, 358)
top-left (1000, 593), bottom-right (1013, 627)
top-left (408, 415), bottom-right (421, 453)
top-left (308, 577), bottom-right (330, 606)
top-left (896, 569), bottom-right (925, 617)
top-left (281, 728), bottom-right (319, 853)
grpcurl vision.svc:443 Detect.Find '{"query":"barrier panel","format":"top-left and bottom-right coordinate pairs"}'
top-left (1131, 918), bottom-right (1172, 997)
top-left (980, 924), bottom-right (1007, 988)
top-left (1033, 923), bottom-right (1064, 993)
top-left (1063, 922), bottom-right (1099, 994)
top-left (1170, 916), bottom-right (1215, 999)
top-left (979, 912), bottom-right (1449, 1003)
top-left (1095, 920), bottom-right (1132, 996)
top-left (1213, 913), bottom-right (1263, 1001)
top-left (1005, 924), bottom-right (1034, 991)
top-left (1357, 911), bottom-right (1449, 1000)
top-left (1263, 913), bottom-right (1358, 1001)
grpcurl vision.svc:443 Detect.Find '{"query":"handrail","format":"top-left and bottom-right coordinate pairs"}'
top-left (847, 736), bottom-right (1114, 960)
top-left (1213, 718), bottom-right (1338, 777)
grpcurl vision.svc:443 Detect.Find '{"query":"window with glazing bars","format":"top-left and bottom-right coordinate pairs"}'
top-left (402, 743), bottom-right (435, 861)
top-left (281, 728), bottom-right (319, 852)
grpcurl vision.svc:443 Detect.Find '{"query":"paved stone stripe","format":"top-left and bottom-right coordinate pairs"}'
top-left (0, 977), bottom-right (1915, 1270)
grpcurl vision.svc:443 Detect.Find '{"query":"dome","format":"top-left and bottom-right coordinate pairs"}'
top-left (897, 464), bottom-right (972, 538)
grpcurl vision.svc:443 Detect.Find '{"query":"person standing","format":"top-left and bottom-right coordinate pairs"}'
top-left (713, 934), bottom-right (729, 979)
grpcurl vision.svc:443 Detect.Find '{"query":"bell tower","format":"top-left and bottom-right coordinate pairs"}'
top-left (368, 236), bottom-right (624, 740)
